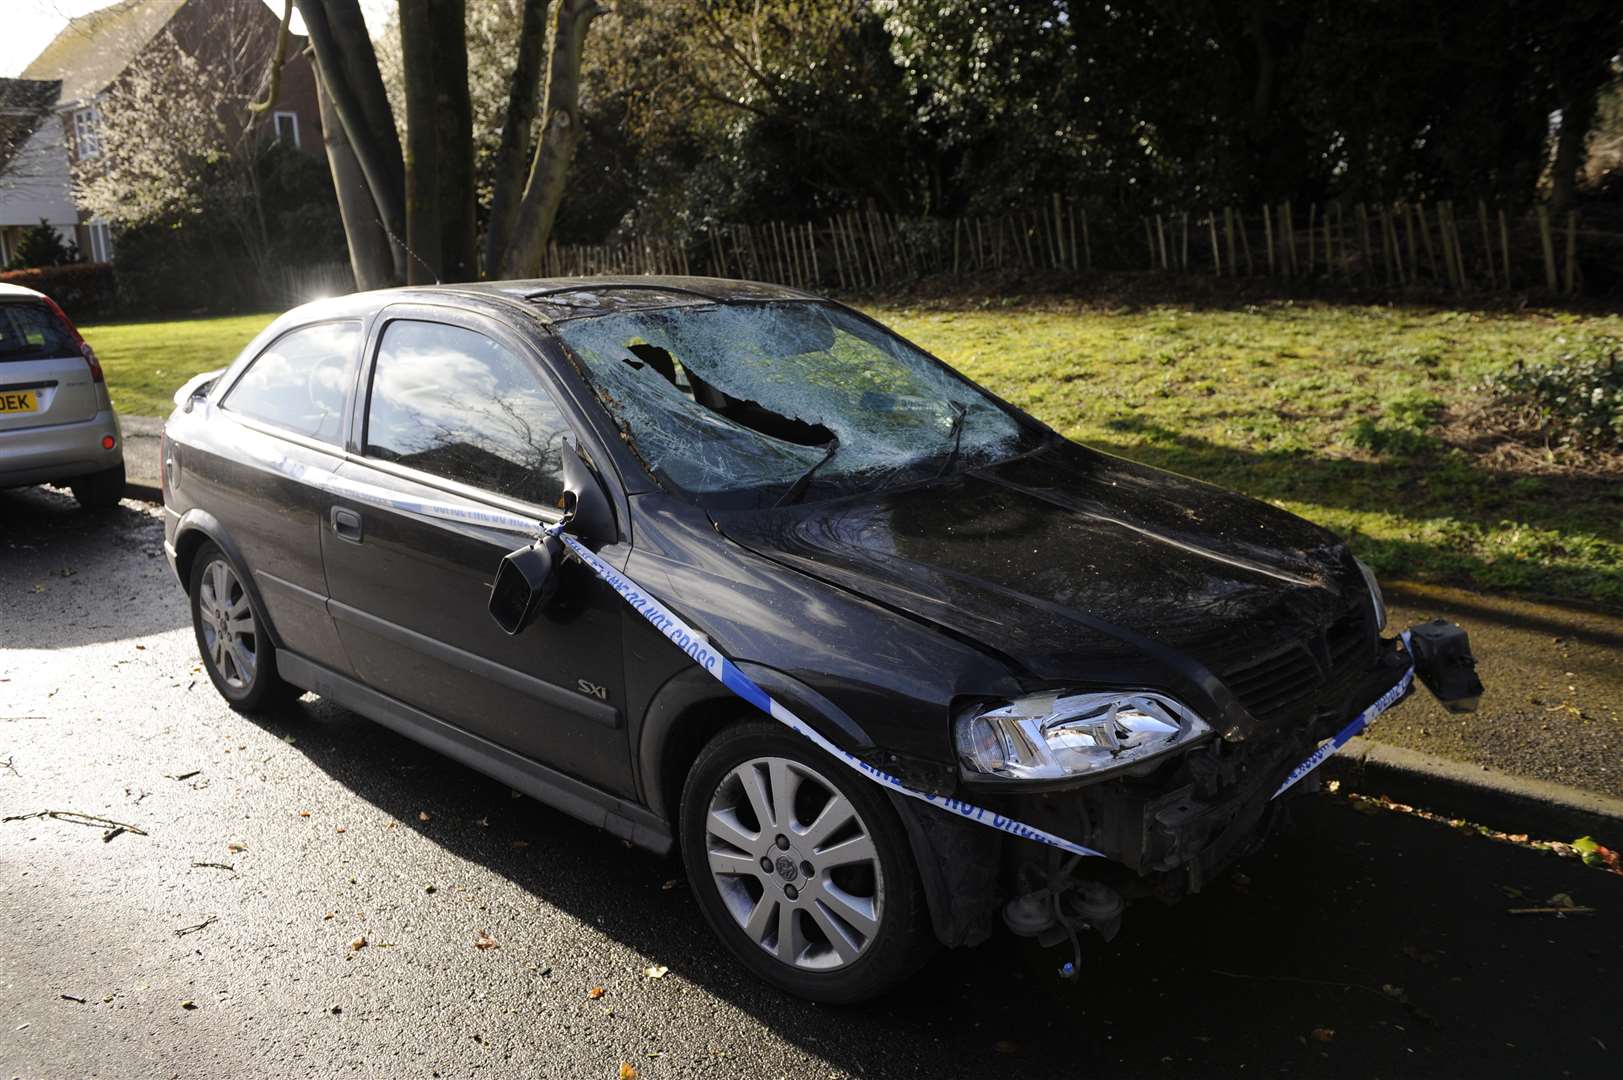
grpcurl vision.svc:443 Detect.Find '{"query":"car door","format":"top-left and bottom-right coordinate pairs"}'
top-left (194, 319), bottom-right (359, 673)
top-left (320, 307), bottom-right (634, 797)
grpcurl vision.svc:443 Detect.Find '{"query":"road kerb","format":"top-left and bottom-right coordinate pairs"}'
top-left (1325, 735), bottom-right (1623, 841)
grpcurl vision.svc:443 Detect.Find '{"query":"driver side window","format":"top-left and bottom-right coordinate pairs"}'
top-left (221, 321), bottom-right (360, 445)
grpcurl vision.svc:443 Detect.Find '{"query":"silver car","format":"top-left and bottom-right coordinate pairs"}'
top-left (0, 282), bottom-right (124, 508)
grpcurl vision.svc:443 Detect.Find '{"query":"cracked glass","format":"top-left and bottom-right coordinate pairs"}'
top-left (554, 302), bottom-right (1039, 507)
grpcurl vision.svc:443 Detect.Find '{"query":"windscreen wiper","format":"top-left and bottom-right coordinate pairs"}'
top-left (774, 435), bottom-right (840, 508)
top-left (934, 401), bottom-right (968, 479)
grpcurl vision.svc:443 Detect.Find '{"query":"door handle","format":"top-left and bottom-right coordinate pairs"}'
top-left (330, 506), bottom-right (363, 543)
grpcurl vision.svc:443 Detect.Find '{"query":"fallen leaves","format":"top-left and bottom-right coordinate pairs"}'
top-left (1340, 794), bottom-right (1622, 877)
top-left (1310, 1027), bottom-right (1335, 1043)
top-left (226, 841), bottom-right (247, 853)
top-left (618, 1063), bottom-right (639, 1080)
top-left (643, 964), bottom-right (669, 980)
top-left (473, 930), bottom-right (499, 950)
top-left (417, 811), bottom-right (431, 822)
top-left (587, 986), bottom-right (606, 1000)
top-left (350, 936), bottom-right (368, 951)
top-left (1573, 835), bottom-right (1621, 871)
top-left (180, 1000), bottom-right (197, 1010)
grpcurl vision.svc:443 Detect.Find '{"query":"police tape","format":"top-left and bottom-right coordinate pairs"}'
top-left (1269, 630), bottom-right (1415, 800)
top-left (547, 524), bottom-right (1108, 858)
top-left (257, 450), bottom-right (1410, 857)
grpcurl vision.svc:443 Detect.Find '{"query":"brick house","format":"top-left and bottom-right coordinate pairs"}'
top-left (0, 0), bottom-right (322, 268)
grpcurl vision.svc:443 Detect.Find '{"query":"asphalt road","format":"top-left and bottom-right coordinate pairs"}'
top-left (3, 486), bottom-right (1620, 1079)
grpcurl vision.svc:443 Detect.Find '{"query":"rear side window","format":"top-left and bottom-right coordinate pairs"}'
top-left (364, 319), bottom-right (568, 507)
top-left (0, 302), bottom-right (77, 361)
top-left (221, 321), bottom-right (359, 445)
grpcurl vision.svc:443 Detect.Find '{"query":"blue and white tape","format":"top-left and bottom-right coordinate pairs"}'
top-left (549, 525), bottom-right (1107, 858)
top-left (255, 448), bottom-right (1411, 856)
top-left (1269, 630), bottom-right (1414, 800)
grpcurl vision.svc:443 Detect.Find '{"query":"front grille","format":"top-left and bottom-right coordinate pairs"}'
top-left (1218, 602), bottom-right (1375, 726)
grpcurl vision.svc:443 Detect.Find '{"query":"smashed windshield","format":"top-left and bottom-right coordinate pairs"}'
top-left (552, 301), bottom-right (1039, 508)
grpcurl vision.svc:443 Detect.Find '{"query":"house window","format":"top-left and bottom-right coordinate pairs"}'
top-left (272, 110), bottom-right (300, 150)
top-left (87, 222), bottom-right (113, 264)
top-left (73, 107), bottom-right (101, 160)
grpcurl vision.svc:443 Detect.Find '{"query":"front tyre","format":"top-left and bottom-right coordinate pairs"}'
top-left (680, 720), bottom-right (934, 1003)
top-left (188, 541), bottom-right (296, 712)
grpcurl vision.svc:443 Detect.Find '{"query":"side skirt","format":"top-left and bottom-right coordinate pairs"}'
top-left (276, 652), bottom-right (674, 855)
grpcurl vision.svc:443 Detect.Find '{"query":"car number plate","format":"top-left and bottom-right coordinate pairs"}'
top-left (0, 390), bottom-right (38, 413)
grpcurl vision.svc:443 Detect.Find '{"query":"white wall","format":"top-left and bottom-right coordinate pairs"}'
top-left (0, 112), bottom-right (78, 233)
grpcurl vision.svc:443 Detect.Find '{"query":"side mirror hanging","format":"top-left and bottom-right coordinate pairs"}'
top-left (490, 533), bottom-right (563, 636)
top-left (488, 437), bottom-right (616, 636)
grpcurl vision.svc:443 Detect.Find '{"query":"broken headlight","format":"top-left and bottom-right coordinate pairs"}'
top-left (1355, 557), bottom-right (1387, 631)
top-left (954, 691), bottom-right (1212, 781)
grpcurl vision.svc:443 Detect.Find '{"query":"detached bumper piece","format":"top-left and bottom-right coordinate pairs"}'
top-left (1406, 619), bottom-right (1483, 713)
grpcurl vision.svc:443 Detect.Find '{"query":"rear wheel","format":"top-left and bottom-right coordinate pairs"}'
top-left (188, 542), bottom-right (296, 712)
top-left (680, 720), bottom-right (933, 1003)
top-left (70, 464), bottom-right (124, 509)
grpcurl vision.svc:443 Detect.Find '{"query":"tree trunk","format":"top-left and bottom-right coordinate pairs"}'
top-left (1550, 89), bottom-right (1596, 214)
top-left (294, 0), bottom-right (406, 282)
top-left (316, 68), bottom-right (395, 290)
top-left (399, 0), bottom-right (476, 284)
top-left (499, 0), bottom-right (602, 279)
top-left (484, 0), bottom-right (552, 276)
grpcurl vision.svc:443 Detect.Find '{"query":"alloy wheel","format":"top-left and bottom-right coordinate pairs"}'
top-left (198, 558), bottom-right (257, 691)
top-left (704, 755), bottom-right (885, 971)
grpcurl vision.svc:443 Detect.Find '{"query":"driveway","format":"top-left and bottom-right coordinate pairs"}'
top-left (2, 486), bottom-right (1619, 1079)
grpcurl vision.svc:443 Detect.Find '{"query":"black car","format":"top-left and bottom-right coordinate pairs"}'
top-left (161, 278), bottom-right (1478, 1002)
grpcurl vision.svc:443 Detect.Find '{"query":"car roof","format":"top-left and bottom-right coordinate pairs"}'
top-left (280, 275), bottom-right (820, 327)
top-left (0, 282), bottom-right (45, 301)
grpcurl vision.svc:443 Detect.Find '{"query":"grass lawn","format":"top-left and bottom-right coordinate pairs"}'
top-left (83, 298), bottom-right (1623, 609)
top-left (82, 311), bottom-right (276, 419)
top-left (875, 299), bottom-right (1623, 609)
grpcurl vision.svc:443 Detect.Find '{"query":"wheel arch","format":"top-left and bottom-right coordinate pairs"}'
top-left (637, 662), bottom-right (1005, 952)
top-left (172, 509), bottom-right (286, 649)
top-left (636, 662), bottom-right (877, 827)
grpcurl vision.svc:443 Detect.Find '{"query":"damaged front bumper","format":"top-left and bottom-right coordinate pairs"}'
top-left (895, 620), bottom-right (1482, 950)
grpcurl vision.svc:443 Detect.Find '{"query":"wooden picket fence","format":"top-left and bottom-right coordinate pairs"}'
top-left (540, 197), bottom-right (1621, 296)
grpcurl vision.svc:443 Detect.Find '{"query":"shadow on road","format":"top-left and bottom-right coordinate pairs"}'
top-left (0, 486), bottom-right (188, 648)
top-left (240, 692), bottom-right (1623, 1079)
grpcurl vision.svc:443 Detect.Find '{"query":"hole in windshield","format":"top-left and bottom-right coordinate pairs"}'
top-left (554, 301), bottom-right (1040, 509)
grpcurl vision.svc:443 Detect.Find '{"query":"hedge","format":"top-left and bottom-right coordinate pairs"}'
top-left (0, 262), bottom-right (118, 320)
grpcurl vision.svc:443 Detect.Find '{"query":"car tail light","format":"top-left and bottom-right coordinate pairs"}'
top-left (102, 435), bottom-right (116, 450)
top-left (39, 295), bottom-right (103, 384)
